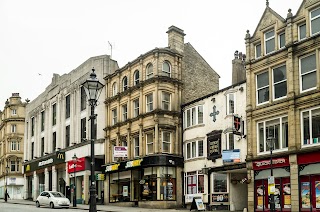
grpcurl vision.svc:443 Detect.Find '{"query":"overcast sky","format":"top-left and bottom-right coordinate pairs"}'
top-left (0, 0), bottom-right (302, 109)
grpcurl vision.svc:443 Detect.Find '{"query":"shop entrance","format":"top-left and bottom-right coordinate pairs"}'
top-left (300, 174), bottom-right (320, 212)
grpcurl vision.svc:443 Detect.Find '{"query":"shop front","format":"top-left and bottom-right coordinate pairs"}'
top-left (23, 151), bottom-right (66, 200)
top-left (105, 155), bottom-right (183, 209)
top-left (298, 151), bottom-right (320, 212)
top-left (253, 156), bottom-right (291, 212)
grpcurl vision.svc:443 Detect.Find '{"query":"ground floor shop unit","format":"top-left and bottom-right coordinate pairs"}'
top-left (0, 176), bottom-right (24, 199)
top-left (104, 154), bottom-right (184, 209)
top-left (249, 151), bottom-right (320, 212)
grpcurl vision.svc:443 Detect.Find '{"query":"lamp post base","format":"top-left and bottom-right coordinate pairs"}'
top-left (89, 185), bottom-right (97, 212)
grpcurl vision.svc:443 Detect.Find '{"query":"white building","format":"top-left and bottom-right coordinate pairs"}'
top-left (182, 52), bottom-right (248, 211)
top-left (22, 55), bottom-right (118, 204)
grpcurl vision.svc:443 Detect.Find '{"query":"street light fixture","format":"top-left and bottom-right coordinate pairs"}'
top-left (72, 153), bottom-right (78, 207)
top-left (81, 68), bottom-right (104, 212)
top-left (267, 137), bottom-right (275, 212)
top-left (5, 164), bottom-right (9, 202)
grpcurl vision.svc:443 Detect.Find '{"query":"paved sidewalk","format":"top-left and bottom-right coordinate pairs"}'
top-left (0, 199), bottom-right (243, 212)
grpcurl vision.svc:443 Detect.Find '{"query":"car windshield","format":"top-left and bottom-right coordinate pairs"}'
top-left (50, 192), bottom-right (65, 198)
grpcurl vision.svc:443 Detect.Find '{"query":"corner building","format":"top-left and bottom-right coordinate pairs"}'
top-left (245, 1), bottom-right (320, 211)
top-left (103, 26), bottom-right (219, 209)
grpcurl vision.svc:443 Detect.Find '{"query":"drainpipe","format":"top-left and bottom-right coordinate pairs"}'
top-left (180, 105), bottom-right (185, 208)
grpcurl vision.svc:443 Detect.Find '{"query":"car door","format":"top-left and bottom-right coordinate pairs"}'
top-left (42, 192), bottom-right (50, 206)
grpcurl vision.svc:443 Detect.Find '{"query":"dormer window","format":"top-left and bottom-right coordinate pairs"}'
top-left (265, 29), bottom-right (275, 54)
top-left (310, 7), bottom-right (320, 35)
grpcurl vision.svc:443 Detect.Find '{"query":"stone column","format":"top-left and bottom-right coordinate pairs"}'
top-left (290, 154), bottom-right (299, 211)
top-left (33, 171), bottom-right (39, 201)
top-left (84, 171), bottom-right (89, 204)
top-left (44, 168), bottom-right (49, 191)
top-left (154, 117), bottom-right (159, 153)
top-left (52, 166), bottom-right (57, 191)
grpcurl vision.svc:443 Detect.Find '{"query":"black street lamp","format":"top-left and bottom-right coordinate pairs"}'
top-left (81, 68), bottom-right (104, 212)
top-left (72, 153), bottom-right (78, 207)
top-left (4, 164), bottom-right (9, 202)
top-left (267, 137), bottom-right (275, 212)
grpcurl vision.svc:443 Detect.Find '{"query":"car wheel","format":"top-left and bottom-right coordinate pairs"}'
top-left (50, 202), bottom-right (54, 209)
top-left (36, 201), bottom-right (40, 208)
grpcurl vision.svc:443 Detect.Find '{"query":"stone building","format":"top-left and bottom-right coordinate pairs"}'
top-left (102, 26), bottom-right (219, 209)
top-left (22, 55), bottom-right (118, 204)
top-left (0, 93), bottom-right (27, 199)
top-left (245, 0), bottom-right (320, 211)
top-left (182, 52), bottom-right (247, 211)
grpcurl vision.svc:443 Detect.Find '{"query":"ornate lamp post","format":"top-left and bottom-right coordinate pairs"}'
top-left (4, 164), bottom-right (9, 202)
top-left (81, 68), bottom-right (104, 212)
top-left (72, 153), bottom-right (78, 207)
top-left (267, 137), bottom-right (275, 212)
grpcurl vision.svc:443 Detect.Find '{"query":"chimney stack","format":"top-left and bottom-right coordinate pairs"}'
top-left (166, 26), bottom-right (185, 53)
top-left (232, 50), bottom-right (246, 84)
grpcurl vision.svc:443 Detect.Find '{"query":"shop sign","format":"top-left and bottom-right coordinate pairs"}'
top-left (24, 151), bottom-right (66, 173)
top-left (105, 163), bottom-right (120, 172)
top-left (96, 174), bottom-right (105, 181)
top-left (67, 157), bottom-right (85, 173)
top-left (185, 194), bottom-right (203, 203)
top-left (125, 159), bottom-right (143, 168)
top-left (212, 194), bottom-right (229, 202)
top-left (207, 130), bottom-right (222, 161)
top-left (222, 149), bottom-right (240, 163)
top-left (253, 157), bottom-right (289, 170)
top-left (113, 146), bottom-right (128, 157)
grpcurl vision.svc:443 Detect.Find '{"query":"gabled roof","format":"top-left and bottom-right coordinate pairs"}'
top-left (252, 2), bottom-right (286, 38)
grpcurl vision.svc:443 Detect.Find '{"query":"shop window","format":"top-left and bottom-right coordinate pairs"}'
top-left (213, 173), bottom-right (227, 193)
top-left (110, 171), bottom-right (131, 202)
top-left (159, 167), bottom-right (176, 200)
top-left (185, 171), bottom-right (204, 194)
top-left (184, 105), bottom-right (203, 128)
top-left (302, 107), bottom-right (320, 146)
top-left (142, 167), bottom-right (157, 201)
top-left (258, 116), bottom-right (288, 153)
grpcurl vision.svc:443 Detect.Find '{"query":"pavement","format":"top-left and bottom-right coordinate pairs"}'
top-left (0, 198), bottom-right (242, 212)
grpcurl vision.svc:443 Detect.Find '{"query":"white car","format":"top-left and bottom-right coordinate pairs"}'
top-left (36, 191), bottom-right (70, 209)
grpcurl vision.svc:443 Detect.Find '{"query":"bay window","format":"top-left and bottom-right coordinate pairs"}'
top-left (185, 171), bottom-right (204, 194)
top-left (185, 140), bottom-right (204, 159)
top-left (184, 105), bottom-right (203, 128)
top-left (213, 173), bottom-right (227, 193)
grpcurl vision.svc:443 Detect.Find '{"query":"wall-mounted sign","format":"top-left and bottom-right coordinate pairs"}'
top-left (67, 157), bottom-right (86, 173)
top-left (253, 157), bottom-right (289, 170)
top-left (212, 193), bottom-right (229, 202)
top-left (234, 116), bottom-right (241, 131)
top-left (222, 149), bottom-right (240, 163)
top-left (114, 146), bottom-right (128, 157)
top-left (105, 163), bottom-right (120, 172)
top-left (210, 106), bottom-right (220, 122)
top-left (125, 159), bottom-right (143, 168)
top-left (24, 151), bottom-right (66, 173)
top-left (207, 130), bottom-right (222, 161)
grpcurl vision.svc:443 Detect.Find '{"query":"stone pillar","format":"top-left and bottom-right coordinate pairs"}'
top-left (44, 168), bottom-right (49, 191)
top-left (52, 166), bottom-right (57, 191)
top-left (139, 123), bottom-right (143, 157)
top-left (247, 168), bottom-right (254, 212)
top-left (24, 175), bottom-right (28, 199)
top-left (154, 118), bottom-right (159, 153)
top-left (290, 154), bottom-right (299, 211)
top-left (33, 171), bottom-right (39, 201)
top-left (84, 171), bottom-right (89, 204)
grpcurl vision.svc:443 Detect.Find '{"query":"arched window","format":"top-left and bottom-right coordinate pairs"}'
top-left (112, 82), bottom-right (117, 96)
top-left (146, 63), bottom-right (153, 79)
top-left (122, 76), bottom-right (128, 91)
top-left (134, 70), bottom-right (140, 85)
top-left (162, 61), bottom-right (171, 77)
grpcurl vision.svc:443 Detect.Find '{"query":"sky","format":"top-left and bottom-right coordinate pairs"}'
top-left (0, 0), bottom-right (302, 109)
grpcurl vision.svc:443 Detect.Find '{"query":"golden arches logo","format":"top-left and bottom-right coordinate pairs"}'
top-left (57, 153), bottom-right (64, 160)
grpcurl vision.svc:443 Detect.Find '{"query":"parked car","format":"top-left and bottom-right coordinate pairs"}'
top-left (36, 191), bottom-right (70, 209)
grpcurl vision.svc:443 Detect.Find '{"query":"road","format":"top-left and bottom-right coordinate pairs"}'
top-left (1, 204), bottom-right (87, 212)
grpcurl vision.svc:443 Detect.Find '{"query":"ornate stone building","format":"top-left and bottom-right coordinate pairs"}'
top-left (103, 26), bottom-right (220, 209)
top-left (245, 0), bottom-right (320, 211)
top-left (0, 93), bottom-right (27, 199)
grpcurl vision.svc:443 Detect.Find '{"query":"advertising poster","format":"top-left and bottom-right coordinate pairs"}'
top-left (316, 181), bottom-right (320, 209)
top-left (274, 184), bottom-right (281, 209)
top-left (123, 186), bottom-right (128, 197)
top-left (301, 182), bottom-right (311, 208)
top-left (257, 185), bottom-right (264, 209)
top-left (283, 183), bottom-right (291, 208)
